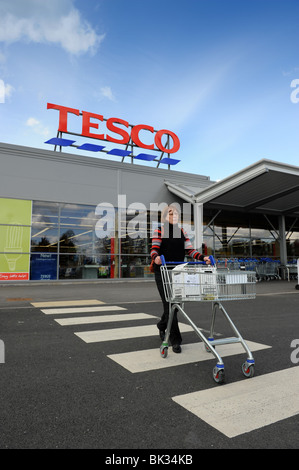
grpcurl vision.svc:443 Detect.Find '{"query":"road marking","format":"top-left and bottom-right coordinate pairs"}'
top-left (41, 306), bottom-right (126, 315)
top-left (32, 300), bottom-right (105, 308)
top-left (74, 323), bottom-right (193, 343)
top-left (172, 366), bottom-right (299, 438)
top-left (107, 340), bottom-right (271, 373)
top-left (55, 313), bottom-right (157, 326)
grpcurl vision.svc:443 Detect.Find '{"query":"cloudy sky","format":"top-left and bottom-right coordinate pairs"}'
top-left (0, 0), bottom-right (298, 181)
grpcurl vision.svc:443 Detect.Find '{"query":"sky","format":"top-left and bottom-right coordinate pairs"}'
top-left (0, 0), bottom-right (298, 182)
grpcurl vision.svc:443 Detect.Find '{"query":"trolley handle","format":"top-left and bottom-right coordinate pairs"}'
top-left (160, 255), bottom-right (216, 266)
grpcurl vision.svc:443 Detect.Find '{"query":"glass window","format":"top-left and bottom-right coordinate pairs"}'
top-left (206, 224), bottom-right (250, 238)
top-left (58, 254), bottom-right (113, 279)
top-left (31, 225), bottom-right (59, 252)
top-left (94, 237), bottom-right (114, 257)
top-left (59, 254), bottom-right (83, 279)
top-left (32, 201), bottom-right (59, 227)
top-left (251, 228), bottom-right (276, 239)
top-left (287, 240), bottom-right (299, 258)
top-left (59, 204), bottom-right (100, 255)
top-left (229, 238), bottom-right (251, 257)
top-left (251, 239), bottom-right (276, 257)
top-left (121, 236), bottom-right (148, 255)
top-left (203, 235), bottom-right (213, 252)
top-left (287, 231), bottom-right (299, 242)
top-left (120, 207), bottom-right (148, 255)
top-left (59, 226), bottom-right (95, 254)
top-left (287, 231), bottom-right (299, 257)
top-left (59, 203), bottom-right (118, 259)
top-left (60, 203), bottom-right (98, 229)
top-left (120, 255), bottom-right (152, 278)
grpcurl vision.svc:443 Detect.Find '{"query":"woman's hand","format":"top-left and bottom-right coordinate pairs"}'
top-left (203, 256), bottom-right (211, 264)
top-left (154, 256), bottom-right (162, 265)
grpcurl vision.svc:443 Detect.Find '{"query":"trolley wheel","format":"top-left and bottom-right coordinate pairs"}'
top-left (160, 345), bottom-right (168, 359)
top-left (242, 362), bottom-right (255, 378)
top-left (213, 366), bottom-right (225, 384)
top-left (204, 339), bottom-right (215, 353)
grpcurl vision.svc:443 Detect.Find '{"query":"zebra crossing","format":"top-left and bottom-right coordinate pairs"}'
top-left (31, 298), bottom-right (299, 439)
top-left (34, 299), bottom-right (194, 346)
top-left (32, 298), bottom-right (269, 371)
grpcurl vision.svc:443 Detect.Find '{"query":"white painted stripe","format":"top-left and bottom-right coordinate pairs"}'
top-left (41, 306), bottom-right (127, 315)
top-left (107, 340), bottom-right (271, 373)
top-left (32, 300), bottom-right (105, 307)
top-left (55, 313), bottom-right (157, 326)
top-left (172, 366), bottom-right (299, 438)
top-left (75, 323), bottom-right (193, 343)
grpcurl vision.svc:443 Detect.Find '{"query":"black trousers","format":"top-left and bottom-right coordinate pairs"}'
top-left (154, 268), bottom-right (182, 345)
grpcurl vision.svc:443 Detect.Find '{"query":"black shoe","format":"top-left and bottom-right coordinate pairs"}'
top-left (159, 330), bottom-right (165, 341)
top-left (172, 344), bottom-right (182, 353)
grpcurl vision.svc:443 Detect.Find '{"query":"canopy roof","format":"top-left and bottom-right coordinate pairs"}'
top-left (165, 159), bottom-right (299, 218)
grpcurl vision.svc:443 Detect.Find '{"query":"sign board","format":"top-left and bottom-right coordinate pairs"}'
top-left (30, 253), bottom-right (57, 281)
top-left (0, 198), bottom-right (32, 281)
top-left (45, 103), bottom-right (181, 166)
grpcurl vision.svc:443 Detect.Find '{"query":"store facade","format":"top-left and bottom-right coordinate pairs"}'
top-left (0, 141), bottom-right (212, 281)
top-left (0, 141), bottom-right (298, 282)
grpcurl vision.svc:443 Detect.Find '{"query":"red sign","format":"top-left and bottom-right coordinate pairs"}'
top-left (0, 273), bottom-right (29, 281)
top-left (47, 103), bottom-right (180, 154)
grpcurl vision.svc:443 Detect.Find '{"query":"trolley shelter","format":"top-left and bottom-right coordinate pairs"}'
top-left (165, 159), bottom-right (299, 275)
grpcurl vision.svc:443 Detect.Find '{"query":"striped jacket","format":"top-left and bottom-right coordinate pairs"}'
top-left (150, 224), bottom-right (204, 262)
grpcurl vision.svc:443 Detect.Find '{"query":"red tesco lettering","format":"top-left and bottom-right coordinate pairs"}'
top-left (47, 103), bottom-right (180, 154)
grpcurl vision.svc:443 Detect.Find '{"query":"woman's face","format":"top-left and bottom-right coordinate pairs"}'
top-left (166, 207), bottom-right (179, 224)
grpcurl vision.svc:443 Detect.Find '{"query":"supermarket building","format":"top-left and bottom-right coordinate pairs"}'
top-left (0, 139), bottom-right (299, 282)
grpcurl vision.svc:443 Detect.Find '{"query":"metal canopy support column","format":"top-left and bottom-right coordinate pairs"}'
top-left (278, 215), bottom-right (287, 267)
top-left (193, 202), bottom-right (203, 251)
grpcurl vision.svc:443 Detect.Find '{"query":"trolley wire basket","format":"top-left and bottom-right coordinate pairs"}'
top-left (162, 264), bottom-right (256, 303)
top-left (159, 255), bottom-right (257, 384)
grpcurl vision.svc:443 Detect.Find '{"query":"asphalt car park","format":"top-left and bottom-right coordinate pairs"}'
top-left (0, 279), bottom-right (298, 451)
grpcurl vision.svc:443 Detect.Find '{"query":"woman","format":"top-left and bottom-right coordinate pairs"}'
top-left (151, 204), bottom-right (211, 353)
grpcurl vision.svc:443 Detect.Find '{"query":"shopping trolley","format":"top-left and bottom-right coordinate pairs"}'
top-left (159, 255), bottom-right (256, 384)
top-left (286, 259), bottom-right (299, 287)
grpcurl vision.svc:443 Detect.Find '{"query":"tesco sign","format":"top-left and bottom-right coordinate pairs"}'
top-left (47, 103), bottom-right (180, 154)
